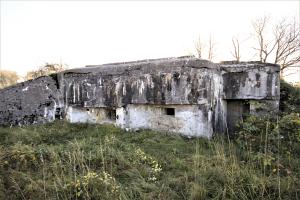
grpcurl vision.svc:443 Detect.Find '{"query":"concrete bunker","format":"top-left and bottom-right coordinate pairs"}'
top-left (0, 57), bottom-right (280, 137)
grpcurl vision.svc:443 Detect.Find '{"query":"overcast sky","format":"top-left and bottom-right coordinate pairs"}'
top-left (0, 1), bottom-right (299, 77)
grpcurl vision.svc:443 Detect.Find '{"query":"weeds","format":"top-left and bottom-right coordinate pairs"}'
top-left (0, 114), bottom-right (299, 199)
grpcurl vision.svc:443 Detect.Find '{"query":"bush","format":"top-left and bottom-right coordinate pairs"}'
top-left (280, 79), bottom-right (300, 113)
top-left (235, 113), bottom-right (300, 199)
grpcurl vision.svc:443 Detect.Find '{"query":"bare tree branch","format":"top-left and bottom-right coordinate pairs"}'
top-left (273, 18), bottom-right (300, 71)
top-left (252, 15), bottom-right (278, 63)
top-left (231, 36), bottom-right (241, 62)
top-left (194, 36), bottom-right (205, 59)
top-left (208, 35), bottom-right (215, 61)
top-left (252, 15), bottom-right (300, 72)
top-left (252, 16), bottom-right (268, 62)
top-left (194, 35), bottom-right (216, 61)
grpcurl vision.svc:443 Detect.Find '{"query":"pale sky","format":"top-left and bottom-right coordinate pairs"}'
top-left (0, 1), bottom-right (299, 77)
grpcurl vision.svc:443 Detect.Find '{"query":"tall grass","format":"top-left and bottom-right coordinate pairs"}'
top-left (0, 118), bottom-right (299, 199)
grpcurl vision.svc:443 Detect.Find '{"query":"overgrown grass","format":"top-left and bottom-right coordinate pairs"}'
top-left (0, 117), bottom-right (299, 200)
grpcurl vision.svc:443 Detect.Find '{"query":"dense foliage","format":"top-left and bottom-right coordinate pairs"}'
top-left (280, 79), bottom-right (300, 113)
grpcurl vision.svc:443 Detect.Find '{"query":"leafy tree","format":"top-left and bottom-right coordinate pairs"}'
top-left (25, 63), bottom-right (67, 80)
top-left (0, 70), bottom-right (19, 89)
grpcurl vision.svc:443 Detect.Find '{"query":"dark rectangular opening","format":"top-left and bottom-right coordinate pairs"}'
top-left (55, 108), bottom-right (61, 119)
top-left (226, 100), bottom-right (250, 134)
top-left (165, 108), bottom-right (175, 116)
top-left (106, 108), bottom-right (116, 120)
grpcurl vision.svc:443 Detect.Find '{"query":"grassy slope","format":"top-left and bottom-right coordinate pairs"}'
top-left (0, 121), bottom-right (299, 200)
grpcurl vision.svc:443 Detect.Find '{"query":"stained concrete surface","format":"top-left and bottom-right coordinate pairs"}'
top-left (0, 57), bottom-right (280, 136)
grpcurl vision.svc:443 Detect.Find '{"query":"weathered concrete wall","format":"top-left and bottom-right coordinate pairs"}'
top-left (60, 57), bottom-right (222, 137)
top-left (221, 62), bottom-right (280, 100)
top-left (66, 107), bottom-right (116, 124)
top-left (64, 104), bottom-right (213, 137)
top-left (62, 57), bottom-right (218, 107)
top-left (0, 75), bottom-right (63, 125)
top-left (219, 61), bottom-right (280, 133)
top-left (0, 57), bottom-right (280, 137)
top-left (121, 104), bottom-right (212, 137)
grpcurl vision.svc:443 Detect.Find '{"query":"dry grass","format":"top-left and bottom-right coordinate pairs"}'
top-left (0, 119), bottom-right (299, 200)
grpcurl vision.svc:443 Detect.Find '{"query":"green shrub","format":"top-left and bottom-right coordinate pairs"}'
top-left (235, 113), bottom-right (300, 199)
top-left (237, 113), bottom-right (300, 157)
top-left (280, 79), bottom-right (300, 113)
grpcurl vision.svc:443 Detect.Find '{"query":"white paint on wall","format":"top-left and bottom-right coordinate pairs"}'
top-left (43, 107), bottom-right (48, 118)
top-left (73, 84), bottom-right (76, 103)
top-left (65, 104), bottom-right (212, 137)
top-left (115, 81), bottom-right (122, 96)
top-left (42, 100), bottom-right (57, 122)
top-left (66, 107), bottom-right (89, 123)
top-left (66, 106), bottom-right (115, 124)
top-left (125, 104), bottom-right (212, 137)
top-left (122, 83), bottom-right (127, 95)
top-left (77, 84), bottom-right (80, 102)
top-left (139, 80), bottom-right (145, 95)
top-left (22, 86), bottom-right (29, 91)
top-left (116, 107), bottom-right (126, 129)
